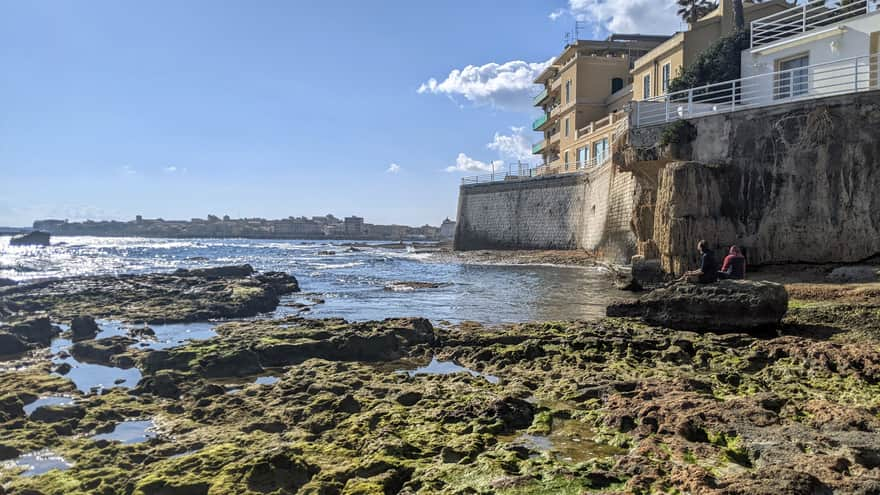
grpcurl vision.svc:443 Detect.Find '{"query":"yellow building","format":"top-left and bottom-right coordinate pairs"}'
top-left (631, 0), bottom-right (791, 100)
top-left (532, 35), bottom-right (669, 173)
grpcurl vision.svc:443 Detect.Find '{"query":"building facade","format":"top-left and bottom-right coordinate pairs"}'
top-left (532, 35), bottom-right (669, 173)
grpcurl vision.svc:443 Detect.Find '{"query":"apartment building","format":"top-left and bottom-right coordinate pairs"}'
top-left (532, 35), bottom-right (669, 173)
top-left (631, 0), bottom-right (790, 101)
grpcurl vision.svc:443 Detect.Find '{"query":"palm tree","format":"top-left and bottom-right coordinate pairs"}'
top-left (677, 0), bottom-right (718, 25)
top-left (733, 0), bottom-right (745, 32)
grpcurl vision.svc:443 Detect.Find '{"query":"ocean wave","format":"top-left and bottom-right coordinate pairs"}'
top-left (312, 262), bottom-right (366, 270)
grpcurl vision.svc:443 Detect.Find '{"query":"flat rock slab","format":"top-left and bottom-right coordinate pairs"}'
top-left (607, 280), bottom-right (788, 332)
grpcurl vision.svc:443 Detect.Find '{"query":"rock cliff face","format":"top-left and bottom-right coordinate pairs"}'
top-left (631, 90), bottom-right (880, 274)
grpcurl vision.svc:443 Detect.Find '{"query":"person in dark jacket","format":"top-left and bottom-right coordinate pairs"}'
top-left (682, 240), bottom-right (718, 284)
top-left (718, 245), bottom-right (746, 279)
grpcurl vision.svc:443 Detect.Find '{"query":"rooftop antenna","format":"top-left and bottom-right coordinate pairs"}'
top-left (574, 20), bottom-right (587, 41)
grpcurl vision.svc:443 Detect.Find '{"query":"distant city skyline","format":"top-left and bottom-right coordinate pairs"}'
top-left (0, 0), bottom-right (687, 227)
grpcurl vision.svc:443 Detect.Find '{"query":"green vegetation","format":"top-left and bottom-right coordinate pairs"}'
top-left (667, 30), bottom-right (750, 94)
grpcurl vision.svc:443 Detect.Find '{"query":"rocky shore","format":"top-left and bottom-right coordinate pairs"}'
top-left (1, 265), bottom-right (879, 494)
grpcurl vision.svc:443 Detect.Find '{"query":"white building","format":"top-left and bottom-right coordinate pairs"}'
top-left (741, 0), bottom-right (880, 105)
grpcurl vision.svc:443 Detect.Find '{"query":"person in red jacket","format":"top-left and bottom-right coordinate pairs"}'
top-left (718, 245), bottom-right (746, 279)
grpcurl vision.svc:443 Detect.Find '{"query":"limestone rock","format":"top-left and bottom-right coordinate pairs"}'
top-left (0, 332), bottom-right (28, 356)
top-left (827, 266), bottom-right (878, 284)
top-left (30, 404), bottom-right (85, 423)
top-left (70, 315), bottom-right (100, 342)
top-left (606, 280), bottom-right (788, 332)
top-left (7, 317), bottom-right (58, 346)
top-left (71, 336), bottom-right (136, 367)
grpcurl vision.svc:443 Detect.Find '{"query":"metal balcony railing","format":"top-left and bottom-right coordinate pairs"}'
top-left (532, 113), bottom-right (549, 130)
top-left (532, 140), bottom-right (546, 154)
top-left (751, 0), bottom-right (876, 48)
top-left (633, 52), bottom-right (880, 128)
top-left (533, 88), bottom-right (549, 106)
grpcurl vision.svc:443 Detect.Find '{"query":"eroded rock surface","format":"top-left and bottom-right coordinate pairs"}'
top-left (0, 270), bottom-right (878, 494)
top-left (607, 280), bottom-right (789, 331)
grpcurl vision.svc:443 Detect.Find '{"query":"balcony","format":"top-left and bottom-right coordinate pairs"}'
top-left (751, 0), bottom-right (875, 48)
top-left (532, 113), bottom-right (549, 131)
top-left (532, 140), bottom-right (546, 154)
top-left (533, 88), bottom-right (549, 106)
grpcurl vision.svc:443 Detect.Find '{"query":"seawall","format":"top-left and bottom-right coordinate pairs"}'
top-left (454, 162), bottom-right (637, 262)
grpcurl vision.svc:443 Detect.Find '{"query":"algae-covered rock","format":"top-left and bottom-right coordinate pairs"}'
top-left (607, 280), bottom-right (788, 331)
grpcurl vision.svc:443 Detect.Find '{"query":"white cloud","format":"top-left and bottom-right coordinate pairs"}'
top-left (386, 163), bottom-right (401, 174)
top-left (487, 127), bottom-right (533, 162)
top-left (162, 165), bottom-right (188, 174)
top-left (120, 165), bottom-right (136, 176)
top-left (549, 9), bottom-right (565, 21)
top-left (566, 0), bottom-right (682, 35)
top-left (418, 59), bottom-right (553, 112)
top-left (445, 153), bottom-right (503, 173)
top-left (164, 166), bottom-right (177, 173)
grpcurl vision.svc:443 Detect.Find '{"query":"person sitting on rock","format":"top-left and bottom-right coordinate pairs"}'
top-left (681, 240), bottom-right (718, 284)
top-left (718, 245), bottom-right (746, 280)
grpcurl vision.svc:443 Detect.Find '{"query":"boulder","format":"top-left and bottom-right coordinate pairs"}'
top-left (30, 404), bottom-right (86, 423)
top-left (606, 280), bottom-right (788, 332)
top-left (70, 316), bottom-right (100, 342)
top-left (9, 231), bottom-right (50, 246)
top-left (827, 266), bottom-right (878, 284)
top-left (0, 332), bottom-right (28, 356)
top-left (7, 317), bottom-right (58, 345)
top-left (71, 336), bottom-right (136, 367)
top-left (254, 272), bottom-right (300, 294)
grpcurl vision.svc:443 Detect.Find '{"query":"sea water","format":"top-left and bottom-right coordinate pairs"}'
top-left (0, 236), bottom-right (626, 323)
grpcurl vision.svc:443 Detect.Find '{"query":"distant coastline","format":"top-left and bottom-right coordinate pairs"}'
top-left (24, 214), bottom-right (456, 243)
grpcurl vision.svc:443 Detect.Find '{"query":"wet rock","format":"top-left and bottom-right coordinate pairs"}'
top-left (255, 271), bottom-right (300, 294)
top-left (30, 404), bottom-right (85, 423)
top-left (128, 325), bottom-right (155, 338)
top-left (9, 231), bottom-right (50, 246)
top-left (827, 266), bottom-right (878, 283)
top-left (71, 336), bottom-right (135, 366)
top-left (7, 317), bottom-right (58, 346)
top-left (135, 371), bottom-right (184, 398)
top-left (0, 332), bottom-right (28, 356)
top-left (54, 362), bottom-right (72, 375)
top-left (606, 280), bottom-right (788, 332)
top-left (198, 349), bottom-right (263, 378)
top-left (173, 264), bottom-right (255, 279)
top-left (441, 396), bottom-right (535, 434)
top-left (70, 315), bottom-right (100, 342)
top-left (0, 278), bottom-right (17, 287)
top-left (0, 396), bottom-right (25, 422)
top-left (0, 444), bottom-right (21, 461)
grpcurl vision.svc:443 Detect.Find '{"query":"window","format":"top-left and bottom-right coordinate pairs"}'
top-left (643, 74), bottom-right (651, 99)
top-left (611, 77), bottom-right (624, 94)
top-left (565, 80), bottom-right (571, 103)
top-left (578, 146), bottom-right (590, 168)
top-left (662, 63), bottom-right (671, 93)
top-left (564, 117), bottom-right (569, 137)
top-left (593, 138), bottom-right (609, 165)
top-left (775, 54), bottom-right (809, 100)
top-left (564, 151), bottom-right (569, 171)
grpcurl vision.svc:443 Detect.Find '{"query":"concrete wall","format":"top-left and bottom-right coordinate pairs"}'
top-left (454, 163), bottom-right (637, 262)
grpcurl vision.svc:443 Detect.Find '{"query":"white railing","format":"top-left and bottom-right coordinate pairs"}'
top-left (751, 0), bottom-right (876, 48)
top-left (633, 52), bottom-right (880, 128)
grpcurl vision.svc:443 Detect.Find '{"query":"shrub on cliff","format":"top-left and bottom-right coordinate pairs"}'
top-left (667, 30), bottom-right (750, 93)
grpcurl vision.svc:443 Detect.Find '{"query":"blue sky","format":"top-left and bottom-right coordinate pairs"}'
top-left (0, 0), bottom-right (684, 227)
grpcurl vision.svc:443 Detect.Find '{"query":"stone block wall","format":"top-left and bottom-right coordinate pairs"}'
top-left (454, 164), bottom-right (638, 262)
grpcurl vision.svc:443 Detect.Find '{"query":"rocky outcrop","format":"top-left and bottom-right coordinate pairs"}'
top-left (827, 266), bottom-right (878, 284)
top-left (0, 266), bottom-right (301, 323)
top-left (6, 317), bottom-right (58, 346)
top-left (628, 93), bottom-right (880, 273)
top-left (70, 316), bottom-right (100, 341)
top-left (9, 231), bottom-right (50, 246)
top-left (0, 332), bottom-right (28, 356)
top-left (606, 280), bottom-right (788, 332)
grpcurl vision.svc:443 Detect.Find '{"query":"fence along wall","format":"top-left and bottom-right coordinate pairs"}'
top-left (454, 163), bottom-right (638, 262)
